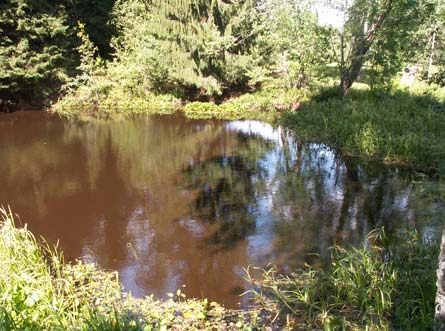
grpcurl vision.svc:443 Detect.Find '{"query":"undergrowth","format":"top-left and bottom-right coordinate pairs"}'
top-left (52, 87), bottom-right (304, 122)
top-left (52, 93), bottom-right (181, 120)
top-left (0, 207), bottom-right (278, 331)
top-left (249, 228), bottom-right (439, 331)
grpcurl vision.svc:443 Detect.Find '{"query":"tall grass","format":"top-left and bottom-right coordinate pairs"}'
top-left (0, 207), bottom-right (71, 330)
top-left (0, 207), bottom-right (124, 330)
top-left (249, 228), bottom-right (439, 330)
top-left (0, 207), bottom-right (271, 330)
top-left (283, 85), bottom-right (445, 175)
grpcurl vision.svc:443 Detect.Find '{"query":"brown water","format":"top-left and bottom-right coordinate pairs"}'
top-left (0, 111), bottom-right (419, 308)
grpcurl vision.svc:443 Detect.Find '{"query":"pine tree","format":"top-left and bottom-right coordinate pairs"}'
top-left (147, 0), bottom-right (265, 98)
top-left (67, 0), bottom-right (117, 59)
top-left (0, 0), bottom-right (69, 109)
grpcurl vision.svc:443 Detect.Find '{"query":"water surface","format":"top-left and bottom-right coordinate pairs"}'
top-left (0, 111), bottom-right (419, 307)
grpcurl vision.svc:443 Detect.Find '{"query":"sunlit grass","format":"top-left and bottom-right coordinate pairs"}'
top-left (249, 228), bottom-right (438, 330)
top-left (283, 83), bottom-right (445, 175)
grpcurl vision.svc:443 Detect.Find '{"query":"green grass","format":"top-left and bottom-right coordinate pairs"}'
top-left (0, 205), bottom-right (440, 330)
top-left (52, 93), bottom-right (181, 119)
top-left (248, 228), bottom-right (439, 331)
top-left (282, 83), bottom-right (445, 175)
top-left (52, 79), bottom-right (308, 122)
top-left (0, 207), bottom-right (273, 331)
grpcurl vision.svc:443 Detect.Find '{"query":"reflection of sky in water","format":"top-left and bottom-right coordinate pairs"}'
top-left (225, 120), bottom-right (421, 268)
top-left (0, 112), bottom-right (433, 308)
top-left (226, 120), bottom-right (282, 143)
top-left (226, 121), bottom-right (349, 264)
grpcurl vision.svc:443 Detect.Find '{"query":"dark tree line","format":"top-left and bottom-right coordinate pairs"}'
top-left (0, 0), bottom-right (116, 110)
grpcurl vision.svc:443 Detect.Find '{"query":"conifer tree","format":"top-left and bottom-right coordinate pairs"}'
top-left (0, 0), bottom-right (69, 109)
top-left (146, 0), bottom-right (266, 98)
top-left (68, 0), bottom-right (116, 59)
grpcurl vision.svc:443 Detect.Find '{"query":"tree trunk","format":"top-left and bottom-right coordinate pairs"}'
top-left (339, 0), bottom-right (393, 96)
top-left (341, 43), bottom-right (370, 96)
top-left (427, 29), bottom-right (437, 80)
top-left (435, 229), bottom-right (445, 331)
top-left (428, 0), bottom-right (441, 80)
top-left (340, 32), bottom-right (346, 92)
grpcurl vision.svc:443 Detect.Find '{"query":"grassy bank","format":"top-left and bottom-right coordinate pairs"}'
top-left (51, 87), bottom-right (303, 122)
top-left (283, 83), bottom-right (445, 175)
top-left (0, 205), bottom-right (441, 330)
top-left (250, 229), bottom-right (439, 331)
top-left (0, 208), bottom-right (278, 331)
top-left (52, 94), bottom-right (181, 120)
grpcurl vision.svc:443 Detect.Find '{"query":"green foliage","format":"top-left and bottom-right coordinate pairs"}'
top-left (103, 0), bottom-right (271, 99)
top-left (283, 83), bottom-right (445, 174)
top-left (0, 0), bottom-right (69, 109)
top-left (53, 93), bottom-right (181, 119)
top-left (2, 0), bottom-right (445, 112)
top-left (431, 67), bottom-right (445, 86)
top-left (367, 0), bottom-right (437, 88)
top-left (56, 0), bottom-right (275, 113)
top-left (67, 0), bottom-right (117, 59)
top-left (262, 0), bottom-right (333, 89)
top-left (146, 0), bottom-right (268, 97)
top-left (250, 228), bottom-right (438, 330)
top-left (0, 207), bottom-right (272, 330)
top-left (183, 87), bottom-right (308, 121)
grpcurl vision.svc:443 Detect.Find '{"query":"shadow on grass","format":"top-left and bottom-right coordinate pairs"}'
top-left (283, 85), bottom-right (445, 175)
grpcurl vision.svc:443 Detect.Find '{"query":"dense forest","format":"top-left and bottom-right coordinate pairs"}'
top-left (1, 0), bottom-right (444, 109)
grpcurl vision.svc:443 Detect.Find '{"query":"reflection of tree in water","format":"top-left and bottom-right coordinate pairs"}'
top-left (184, 134), bottom-right (272, 248)
top-left (269, 130), bottom-right (414, 269)
top-left (0, 114), bottom-right (225, 261)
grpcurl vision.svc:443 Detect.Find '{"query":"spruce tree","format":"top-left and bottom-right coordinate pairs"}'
top-left (0, 0), bottom-right (69, 109)
top-left (67, 0), bottom-right (117, 59)
top-left (147, 0), bottom-right (265, 98)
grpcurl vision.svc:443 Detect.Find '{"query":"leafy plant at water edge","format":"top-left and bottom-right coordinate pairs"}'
top-left (249, 228), bottom-right (438, 330)
top-left (0, 207), bottom-right (282, 330)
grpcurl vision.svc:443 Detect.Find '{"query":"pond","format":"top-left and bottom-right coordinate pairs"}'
top-left (0, 111), bottom-right (422, 308)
